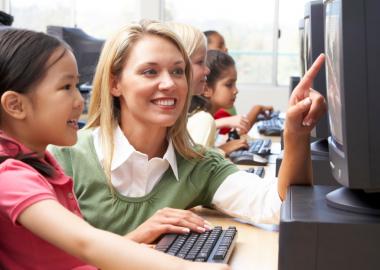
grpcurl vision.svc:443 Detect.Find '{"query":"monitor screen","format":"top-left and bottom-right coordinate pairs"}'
top-left (47, 26), bottom-right (104, 85)
top-left (325, 0), bottom-right (343, 149)
top-left (298, 19), bottom-right (306, 76)
top-left (303, 17), bottom-right (311, 73)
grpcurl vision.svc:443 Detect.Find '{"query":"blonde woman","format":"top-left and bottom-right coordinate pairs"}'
top-left (50, 20), bottom-right (326, 245)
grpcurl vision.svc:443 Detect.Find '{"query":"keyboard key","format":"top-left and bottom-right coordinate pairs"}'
top-left (155, 234), bottom-right (177, 252)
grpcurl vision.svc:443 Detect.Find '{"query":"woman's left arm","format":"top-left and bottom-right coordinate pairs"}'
top-left (278, 54), bottom-right (327, 200)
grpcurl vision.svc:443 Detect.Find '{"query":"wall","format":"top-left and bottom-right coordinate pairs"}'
top-left (139, 0), bottom-right (162, 20)
top-left (234, 84), bottom-right (289, 115)
top-left (0, 0), bottom-right (10, 12)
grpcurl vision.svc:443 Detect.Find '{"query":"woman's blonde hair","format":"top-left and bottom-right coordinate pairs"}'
top-left (165, 22), bottom-right (207, 58)
top-left (85, 20), bottom-right (202, 187)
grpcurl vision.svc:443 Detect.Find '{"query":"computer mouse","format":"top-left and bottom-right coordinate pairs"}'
top-left (263, 128), bottom-right (282, 136)
top-left (227, 129), bottom-right (240, 141)
top-left (231, 153), bottom-right (268, 166)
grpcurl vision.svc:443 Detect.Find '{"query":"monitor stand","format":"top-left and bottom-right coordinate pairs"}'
top-left (310, 137), bottom-right (328, 157)
top-left (326, 187), bottom-right (380, 215)
top-left (279, 185), bottom-right (380, 270)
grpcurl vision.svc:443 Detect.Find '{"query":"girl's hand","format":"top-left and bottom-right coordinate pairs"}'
top-left (125, 208), bottom-right (212, 244)
top-left (285, 54), bottom-right (327, 136)
top-left (257, 105), bottom-right (274, 118)
top-left (216, 115), bottom-right (250, 134)
top-left (220, 138), bottom-right (249, 156)
top-left (246, 105), bottom-right (273, 126)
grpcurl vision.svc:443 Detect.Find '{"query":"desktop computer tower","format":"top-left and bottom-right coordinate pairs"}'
top-left (278, 185), bottom-right (380, 270)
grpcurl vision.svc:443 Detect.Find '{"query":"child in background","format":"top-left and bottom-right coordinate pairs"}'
top-left (204, 30), bottom-right (273, 135)
top-left (203, 50), bottom-right (273, 138)
top-left (0, 28), bottom-right (229, 270)
top-left (168, 22), bottom-right (248, 155)
top-left (204, 30), bottom-right (228, 53)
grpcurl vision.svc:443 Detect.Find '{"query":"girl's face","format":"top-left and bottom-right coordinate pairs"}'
top-left (111, 35), bottom-right (188, 132)
top-left (23, 48), bottom-right (83, 152)
top-left (205, 66), bottom-right (238, 112)
top-left (208, 33), bottom-right (228, 53)
top-left (190, 46), bottom-right (210, 95)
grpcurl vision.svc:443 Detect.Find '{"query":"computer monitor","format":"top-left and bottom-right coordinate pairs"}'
top-left (324, 0), bottom-right (380, 214)
top-left (298, 19), bottom-right (306, 77)
top-left (47, 26), bottom-right (104, 85)
top-left (304, 0), bottom-right (330, 153)
top-left (286, 19), bottom-right (304, 97)
top-left (288, 76), bottom-right (300, 98)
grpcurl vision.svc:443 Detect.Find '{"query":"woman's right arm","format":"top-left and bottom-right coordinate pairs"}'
top-left (18, 200), bottom-right (229, 270)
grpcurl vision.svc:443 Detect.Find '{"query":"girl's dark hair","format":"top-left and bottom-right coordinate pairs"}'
top-left (205, 49), bottom-right (235, 88)
top-left (0, 28), bottom-right (69, 177)
top-left (0, 11), bottom-right (13, 26)
top-left (203, 30), bottom-right (218, 44)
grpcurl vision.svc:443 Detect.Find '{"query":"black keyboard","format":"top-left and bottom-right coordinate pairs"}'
top-left (229, 139), bottom-right (272, 158)
top-left (246, 166), bottom-right (265, 178)
top-left (78, 120), bottom-right (86, 129)
top-left (155, 226), bottom-right (237, 263)
top-left (256, 110), bottom-right (281, 122)
top-left (248, 139), bottom-right (272, 155)
top-left (257, 118), bottom-right (284, 136)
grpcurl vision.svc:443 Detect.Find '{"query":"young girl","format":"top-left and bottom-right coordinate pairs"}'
top-left (167, 22), bottom-right (248, 155)
top-left (0, 28), bottom-right (229, 270)
top-left (49, 21), bottom-right (326, 244)
top-left (204, 30), bottom-right (274, 135)
top-left (202, 49), bottom-right (259, 147)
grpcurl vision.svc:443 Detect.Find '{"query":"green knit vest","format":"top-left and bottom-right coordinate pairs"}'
top-left (49, 129), bottom-right (238, 235)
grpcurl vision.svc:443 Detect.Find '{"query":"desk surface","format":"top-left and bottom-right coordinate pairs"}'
top-left (218, 125), bottom-right (280, 269)
top-left (193, 207), bottom-right (279, 270)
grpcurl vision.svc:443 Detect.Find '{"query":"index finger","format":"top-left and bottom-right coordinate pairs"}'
top-left (296, 53), bottom-right (326, 97)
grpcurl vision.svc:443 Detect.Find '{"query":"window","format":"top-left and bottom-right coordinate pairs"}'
top-left (10, 0), bottom-right (73, 32)
top-left (164, 0), bottom-right (305, 86)
top-left (9, 0), bottom-right (139, 39)
top-left (7, 0), bottom-right (306, 85)
top-left (277, 0), bottom-right (305, 85)
top-left (164, 0), bottom-right (276, 85)
top-left (74, 0), bottom-right (139, 38)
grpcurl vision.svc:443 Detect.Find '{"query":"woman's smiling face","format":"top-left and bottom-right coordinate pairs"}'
top-left (111, 35), bottom-right (188, 130)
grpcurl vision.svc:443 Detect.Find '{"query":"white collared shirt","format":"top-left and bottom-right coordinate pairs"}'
top-left (93, 126), bottom-right (178, 197)
top-left (93, 125), bottom-right (282, 224)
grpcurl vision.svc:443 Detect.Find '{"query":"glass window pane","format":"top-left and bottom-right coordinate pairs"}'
top-left (10, 0), bottom-right (73, 31)
top-left (74, 0), bottom-right (139, 39)
top-left (9, 0), bottom-right (139, 39)
top-left (164, 0), bottom-right (275, 84)
top-left (277, 0), bottom-right (305, 85)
